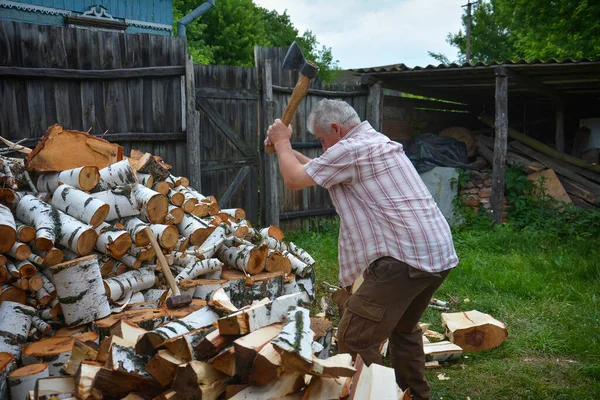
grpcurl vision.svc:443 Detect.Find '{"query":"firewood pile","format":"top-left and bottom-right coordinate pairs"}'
top-left (0, 125), bottom-right (397, 399)
top-left (476, 114), bottom-right (600, 209)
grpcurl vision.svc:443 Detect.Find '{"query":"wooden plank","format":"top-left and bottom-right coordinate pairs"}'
top-left (196, 87), bottom-right (259, 100)
top-left (367, 82), bottom-right (383, 132)
top-left (196, 97), bottom-right (254, 158)
top-left (555, 100), bottom-right (565, 153)
top-left (279, 208), bottom-right (337, 220)
top-left (261, 59), bottom-right (280, 227)
top-left (186, 55), bottom-right (202, 191)
top-left (272, 85), bottom-right (367, 97)
top-left (219, 166), bottom-right (252, 208)
top-left (200, 158), bottom-right (258, 172)
top-left (0, 66), bottom-right (185, 79)
top-left (492, 67), bottom-right (508, 224)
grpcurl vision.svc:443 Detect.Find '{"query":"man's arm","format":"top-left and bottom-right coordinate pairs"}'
top-left (293, 150), bottom-right (312, 165)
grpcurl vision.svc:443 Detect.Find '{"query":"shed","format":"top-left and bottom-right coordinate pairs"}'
top-left (0, 0), bottom-right (173, 35)
top-left (351, 59), bottom-right (600, 221)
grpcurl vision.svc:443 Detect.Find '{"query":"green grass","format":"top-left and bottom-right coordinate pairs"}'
top-left (286, 222), bottom-right (600, 400)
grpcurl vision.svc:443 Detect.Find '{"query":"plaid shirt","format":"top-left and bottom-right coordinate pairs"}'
top-left (304, 121), bottom-right (458, 287)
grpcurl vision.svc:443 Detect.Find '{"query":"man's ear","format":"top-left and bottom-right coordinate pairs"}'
top-left (331, 122), bottom-right (342, 138)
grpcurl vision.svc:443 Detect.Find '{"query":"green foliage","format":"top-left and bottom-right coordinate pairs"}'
top-left (444, 0), bottom-right (600, 63)
top-left (173, 0), bottom-right (340, 81)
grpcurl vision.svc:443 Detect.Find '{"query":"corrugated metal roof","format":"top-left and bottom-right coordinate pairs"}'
top-left (351, 57), bottom-right (600, 73)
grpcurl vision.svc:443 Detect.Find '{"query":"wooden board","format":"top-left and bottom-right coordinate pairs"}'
top-left (526, 169), bottom-right (572, 204)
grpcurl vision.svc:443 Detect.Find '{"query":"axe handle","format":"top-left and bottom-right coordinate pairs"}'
top-left (265, 74), bottom-right (313, 154)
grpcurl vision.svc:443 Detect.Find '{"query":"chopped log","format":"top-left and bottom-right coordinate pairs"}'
top-left (28, 274), bottom-right (44, 291)
top-left (226, 385), bottom-right (250, 399)
top-left (110, 320), bottom-right (148, 343)
top-left (23, 332), bottom-right (99, 376)
top-left (423, 341), bottom-right (463, 362)
top-left (171, 361), bottom-right (228, 400)
top-left (288, 242), bottom-right (315, 266)
top-left (282, 250), bottom-right (312, 277)
top-left (103, 267), bottom-right (156, 302)
top-left (27, 253), bottom-right (45, 267)
top-left (216, 244), bottom-right (268, 275)
top-left (15, 259), bottom-right (36, 277)
top-left (194, 224), bottom-right (229, 259)
top-left (94, 159), bottom-right (137, 191)
top-left (36, 166), bottom-right (100, 194)
top-left (218, 292), bottom-right (310, 335)
top-left (129, 244), bottom-right (156, 261)
top-left (195, 329), bottom-right (235, 361)
top-left (136, 307), bottom-right (219, 355)
top-left (0, 352), bottom-right (15, 400)
top-left (97, 335), bottom-right (134, 363)
top-left (144, 289), bottom-right (168, 304)
top-left (74, 361), bottom-right (102, 399)
top-left (248, 343), bottom-right (282, 385)
top-left (308, 353), bottom-right (355, 378)
top-left (168, 205), bottom-right (184, 225)
top-left (167, 189), bottom-right (185, 207)
top-left (163, 327), bottom-right (214, 361)
top-left (31, 316), bottom-right (52, 336)
top-left (0, 265), bottom-right (6, 285)
top-left (119, 253), bottom-right (142, 270)
top-left (137, 172), bottom-right (154, 188)
top-left (34, 375), bottom-right (76, 399)
top-left (230, 372), bottom-right (304, 400)
top-left (526, 169), bottom-right (572, 203)
top-left (38, 299), bottom-right (62, 321)
top-left (91, 367), bottom-right (162, 399)
top-left (348, 357), bottom-right (396, 400)
top-left (5, 259), bottom-right (19, 277)
top-left (62, 339), bottom-right (98, 376)
top-left (51, 184), bottom-right (109, 228)
top-left (207, 345), bottom-right (236, 376)
top-left (167, 175), bottom-right (189, 188)
top-left (441, 310), bottom-right (508, 351)
top-left (178, 279), bottom-right (229, 301)
top-left (261, 236), bottom-right (288, 252)
top-left (133, 183), bottom-right (169, 224)
top-left (95, 222), bottom-right (133, 258)
top-left (259, 225), bottom-right (284, 241)
top-left (153, 181), bottom-right (171, 195)
top-left (91, 184), bottom-right (140, 220)
top-left (220, 208), bottom-right (246, 222)
top-left (15, 195), bottom-right (55, 251)
top-left (122, 216), bottom-right (151, 246)
top-left (26, 124), bottom-right (123, 172)
top-left (15, 222), bottom-right (36, 243)
top-left (147, 223), bottom-right (179, 250)
top-left (7, 241), bottom-right (31, 260)
top-left (93, 308), bottom-right (168, 333)
top-left (302, 376), bottom-right (347, 400)
top-left (265, 250), bottom-right (293, 274)
top-left (233, 323), bottom-right (282, 378)
top-left (130, 152), bottom-right (171, 180)
top-left (107, 344), bottom-right (152, 379)
top-left (209, 287), bottom-right (239, 316)
top-left (178, 213), bottom-right (216, 246)
top-left (271, 307), bottom-right (313, 373)
top-left (31, 246), bottom-right (64, 266)
top-left (0, 302), bottom-right (35, 358)
top-left (146, 349), bottom-right (185, 387)
top-left (50, 255), bottom-right (111, 326)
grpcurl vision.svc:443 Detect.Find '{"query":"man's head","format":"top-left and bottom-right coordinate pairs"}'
top-left (307, 99), bottom-right (361, 151)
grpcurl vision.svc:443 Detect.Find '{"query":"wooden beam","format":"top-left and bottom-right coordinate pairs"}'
top-left (272, 85), bottom-right (367, 98)
top-left (261, 59), bottom-right (280, 228)
top-left (200, 158), bottom-right (258, 172)
top-left (186, 54), bottom-right (202, 192)
top-left (219, 166), bottom-right (252, 208)
top-left (0, 66), bottom-right (184, 80)
top-left (492, 66), bottom-right (508, 224)
top-left (279, 208), bottom-right (337, 220)
top-left (21, 132), bottom-right (186, 147)
top-left (556, 100), bottom-right (565, 153)
top-left (504, 68), bottom-right (560, 100)
top-left (196, 87), bottom-right (259, 100)
top-left (367, 81), bottom-right (383, 131)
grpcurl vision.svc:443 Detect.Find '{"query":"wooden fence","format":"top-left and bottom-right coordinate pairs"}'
top-left (0, 21), bottom-right (380, 228)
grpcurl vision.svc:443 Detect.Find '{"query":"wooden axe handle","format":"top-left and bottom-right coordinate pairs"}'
top-left (265, 74), bottom-right (313, 154)
top-left (143, 226), bottom-right (181, 296)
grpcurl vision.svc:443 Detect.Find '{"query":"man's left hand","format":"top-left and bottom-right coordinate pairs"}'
top-left (267, 119), bottom-right (292, 147)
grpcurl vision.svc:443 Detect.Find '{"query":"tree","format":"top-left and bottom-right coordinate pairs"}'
top-left (173, 0), bottom-right (340, 81)
top-left (442, 0), bottom-right (600, 63)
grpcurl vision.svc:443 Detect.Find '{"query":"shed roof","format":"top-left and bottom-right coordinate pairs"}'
top-left (351, 58), bottom-right (600, 105)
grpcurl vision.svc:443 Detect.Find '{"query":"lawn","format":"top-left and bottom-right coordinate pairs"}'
top-left (286, 222), bottom-right (600, 400)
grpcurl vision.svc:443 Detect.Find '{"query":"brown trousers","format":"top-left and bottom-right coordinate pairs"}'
top-left (337, 257), bottom-right (450, 400)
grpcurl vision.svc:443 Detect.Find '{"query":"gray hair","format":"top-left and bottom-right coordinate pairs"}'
top-left (307, 99), bottom-right (361, 135)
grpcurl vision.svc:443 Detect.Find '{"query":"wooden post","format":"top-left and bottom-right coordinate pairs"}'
top-left (556, 100), bottom-right (565, 153)
top-left (366, 81), bottom-right (382, 131)
top-left (185, 54), bottom-right (202, 191)
top-left (262, 59), bottom-right (280, 227)
top-left (492, 67), bottom-right (508, 224)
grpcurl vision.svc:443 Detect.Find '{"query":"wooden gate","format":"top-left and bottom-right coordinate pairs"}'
top-left (193, 65), bottom-right (260, 223)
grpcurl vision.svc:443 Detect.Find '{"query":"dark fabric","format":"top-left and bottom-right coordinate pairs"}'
top-left (408, 133), bottom-right (470, 172)
top-left (337, 257), bottom-right (450, 400)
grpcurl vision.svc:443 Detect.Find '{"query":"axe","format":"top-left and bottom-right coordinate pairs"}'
top-left (265, 41), bottom-right (319, 154)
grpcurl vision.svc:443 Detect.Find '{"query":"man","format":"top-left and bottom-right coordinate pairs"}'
top-left (266, 99), bottom-right (458, 400)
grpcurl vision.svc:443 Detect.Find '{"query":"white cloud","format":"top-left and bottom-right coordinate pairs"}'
top-left (253, 0), bottom-right (464, 68)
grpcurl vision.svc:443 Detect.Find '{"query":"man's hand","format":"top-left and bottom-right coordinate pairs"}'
top-left (266, 119), bottom-right (292, 148)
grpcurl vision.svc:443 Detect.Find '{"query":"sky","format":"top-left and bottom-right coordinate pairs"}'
top-left (253, 0), bottom-right (465, 69)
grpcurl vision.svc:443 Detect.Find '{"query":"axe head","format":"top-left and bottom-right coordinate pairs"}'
top-left (282, 41), bottom-right (319, 79)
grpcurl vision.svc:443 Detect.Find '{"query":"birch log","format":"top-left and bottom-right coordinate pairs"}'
top-left (183, 187), bottom-right (219, 215)
top-left (118, 253), bottom-right (142, 270)
top-left (51, 184), bottom-right (109, 228)
top-left (220, 208), bottom-right (246, 222)
top-left (168, 205), bottom-right (184, 225)
top-left (143, 289), bottom-right (167, 304)
top-left (53, 209), bottom-right (98, 256)
top-left (0, 204), bottom-right (16, 253)
top-left (260, 226), bottom-right (284, 241)
top-left (289, 242), bottom-right (316, 266)
top-left (15, 260), bottom-right (36, 278)
top-left (217, 244), bottom-right (269, 275)
top-left (128, 245), bottom-right (155, 261)
top-left (15, 222), bottom-right (35, 243)
top-left (148, 223), bottom-right (179, 250)
top-left (132, 183), bottom-right (168, 224)
top-left (8, 363), bottom-right (49, 400)
top-left (0, 302), bottom-right (35, 359)
top-left (36, 166), bottom-right (100, 193)
top-left (136, 173), bottom-right (154, 188)
top-left (178, 213), bottom-right (216, 246)
top-left (167, 190), bottom-right (185, 207)
top-left (103, 267), bottom-right (156, 302)
top-left (50, 255), bottom-right (111, 326)
top-left (107, 344), bottom-right (153, 379)
top-left (7, 241), bottom-right (31, 261)
top-left (31, 246), bottom-right (64, 266)
top-left (95, 223), bottom-right (133, 259)
top-left (15, 196), bottom-right (54, 251)
top-left (122, 216), bottom-right (150, 246)
top-left (0, 283), bottom-right (26, 304)
top-left (91, 185), bottom-right (140, 221)
top-left (95, 159), bottom-right (137, 191)
top-left (271, 307), bottom-right (313, 373)
top-left (174, 259), bottom-right (223, 284)
top-left (265, 250), bottom-right (292, 274)
top-left (0, 352), bottom-right (15, 400)
top-left (282, 250), bottom-right (312, 278)
top-left (135, 307), bottom-right (219, 355)
top-left (152, 181), bottom-right (170, 195)
top-left (175, 186), bottom-right (198, 213)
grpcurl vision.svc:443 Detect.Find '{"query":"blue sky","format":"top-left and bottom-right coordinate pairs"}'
top-left (253, 0), bottom-right (465, 69)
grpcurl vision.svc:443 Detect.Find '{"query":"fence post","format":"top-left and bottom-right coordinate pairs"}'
top-left (491, 66), bottom-right (508, 224)
top-left (261, 59), bottom-right (280, 227)
top-left (185, 54), bottom-right (202, 191)
top-left (367, 80), bottom-right (383, 131)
